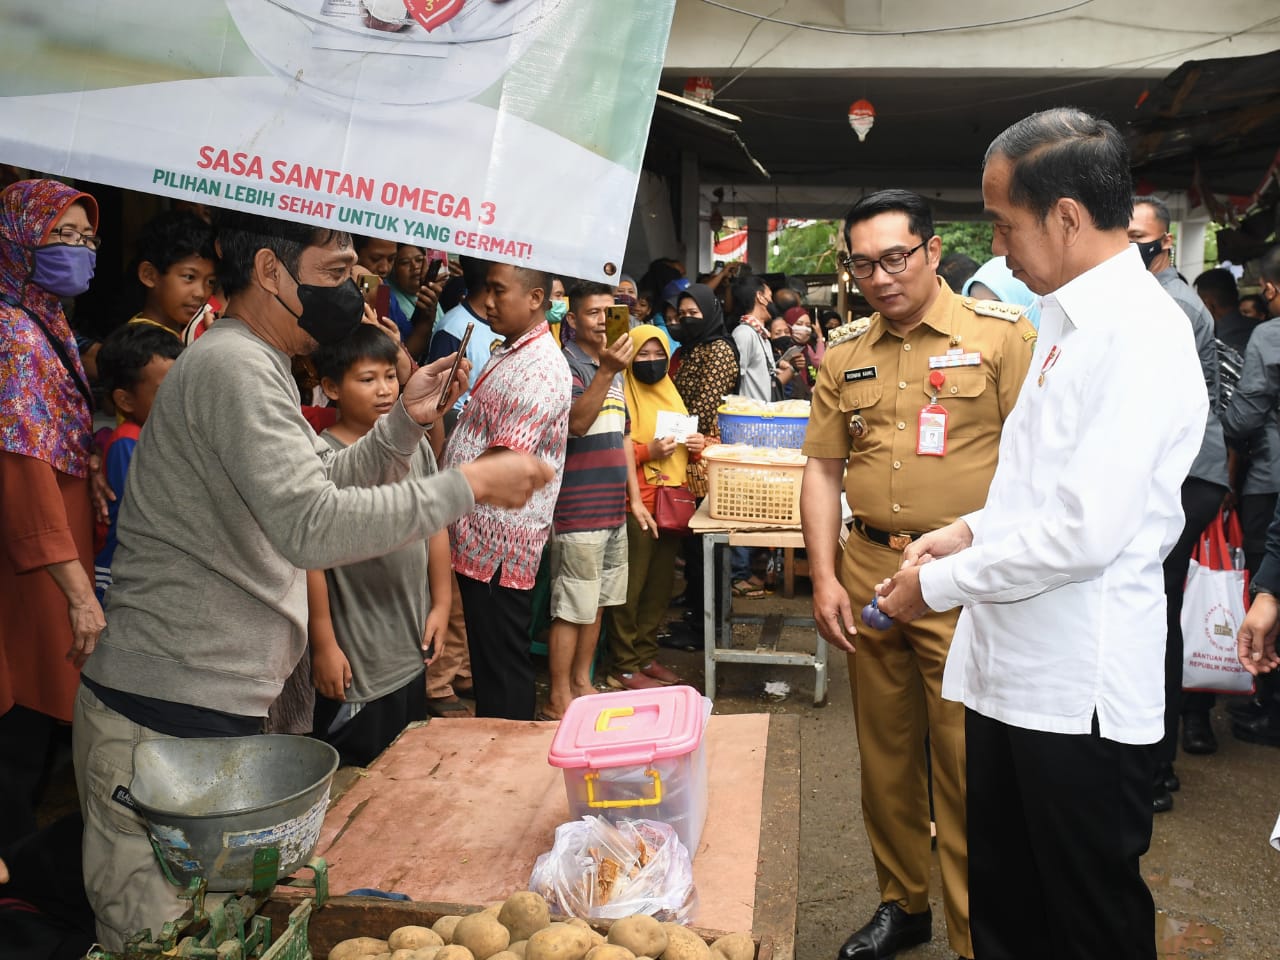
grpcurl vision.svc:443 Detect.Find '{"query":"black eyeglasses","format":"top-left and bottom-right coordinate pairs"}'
top-left (839, 241), bottom-right (926, 280)
top-left (45, 226), bottom-right (102, 252)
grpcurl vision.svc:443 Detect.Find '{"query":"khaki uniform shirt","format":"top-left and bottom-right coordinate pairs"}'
top-left (803, 280), bottom-right (1037, 533)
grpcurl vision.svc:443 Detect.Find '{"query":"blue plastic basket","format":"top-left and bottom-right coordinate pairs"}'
top-left (716, 411), bottom-right (809, 449)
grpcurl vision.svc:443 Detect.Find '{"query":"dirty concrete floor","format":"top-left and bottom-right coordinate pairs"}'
top-left (621, 587), bottom-right (1280, 960)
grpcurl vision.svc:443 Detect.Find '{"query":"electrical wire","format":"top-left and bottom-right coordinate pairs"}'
top-left (694, 0), bottom-right (1095, 37)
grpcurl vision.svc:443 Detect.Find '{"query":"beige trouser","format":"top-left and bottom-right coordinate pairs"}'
top-left (72, 683), bottom-right (186, 949)
top-left (426, 572), bottom-right (473, 699)
top-left (841, 529), bottom-right (971, 958)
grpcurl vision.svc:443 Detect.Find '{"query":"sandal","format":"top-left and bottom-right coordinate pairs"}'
top-left (732, 579), bottom-right (767, 599)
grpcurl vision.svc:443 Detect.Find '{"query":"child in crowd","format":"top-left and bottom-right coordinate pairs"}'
top-left (128, 210), bottom-right (217, 340)
top-left (544, 282), bottom-right (643, 718)
top-left (92, 325), bottom-right (182, 601)
top-left (306, 325), bottom-right (452, 767)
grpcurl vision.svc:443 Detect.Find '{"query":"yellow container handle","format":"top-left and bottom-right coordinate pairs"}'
top-left (584, 768), bottom-right (664, 808)
top-left (595, 706), bottom-right (633, 732)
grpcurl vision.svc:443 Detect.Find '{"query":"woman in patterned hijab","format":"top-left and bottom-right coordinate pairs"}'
top-left (0, 178), bottom-right (106, 842)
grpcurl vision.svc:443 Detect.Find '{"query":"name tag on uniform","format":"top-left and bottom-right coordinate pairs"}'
top-left (928, 352), bottom-right (982, 369)
top-left (844, 366), bottom-right (877, 383)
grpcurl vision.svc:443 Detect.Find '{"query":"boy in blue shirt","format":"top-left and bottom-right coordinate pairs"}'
top-left (93, 325), bottom-right (182, 601)
top-left (307, 325), bottom-right (453, 766)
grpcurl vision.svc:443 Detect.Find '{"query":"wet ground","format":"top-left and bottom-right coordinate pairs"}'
top-left (633, 586), bottom-right (1280, 960)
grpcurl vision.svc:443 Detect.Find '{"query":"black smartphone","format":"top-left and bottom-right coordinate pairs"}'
top-left (437, 321), bottom-right (475, 411)
top-left (714, 259), bottom-right (725, 271)
top-left (426, 257), bottom-right (446, 283)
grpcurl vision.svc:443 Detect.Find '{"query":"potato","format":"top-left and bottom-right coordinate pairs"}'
top-left (499, 891), bottom-right (552, 942)
top-left (452, 912), bottom-right (512, 960)
top-left (586, 946), bottom-right (637, 960)
top-left (391, 928), bottom-right (446, 951)
top-left (507, 942), bottom-right (527, 960)
top-left (484, 904), bottom-right (504, 919)
top-left (435, 948), bottom-right (476, 960)
top-left (660, 924), bottom-right (709, 960)
top-left (434, 917), bottom-right (464, 943)
top-left (405, 951), bottom-right (443, 960)
top-left (709, 933), bottom-right (753, 960)
top-left (489, 954), bottom-right (521, 960)
top-left (526, 923), bottom-right (593, 960)
top-left (330, 937), bottom-right (390, 960)
top-left (565, 919), bottom-right (604, 948)
top-left (606, 916), bottom-right (667, 959)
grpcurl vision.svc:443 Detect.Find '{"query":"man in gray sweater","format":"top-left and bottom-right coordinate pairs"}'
top-left (73, 211), bottom-right (552, 949)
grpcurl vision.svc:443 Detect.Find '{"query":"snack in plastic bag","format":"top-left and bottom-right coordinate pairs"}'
top-left (528, 816), bottom-right (697, 924)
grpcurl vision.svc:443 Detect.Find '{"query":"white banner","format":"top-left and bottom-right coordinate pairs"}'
top-left (0, 0), bottom-right (676, 280)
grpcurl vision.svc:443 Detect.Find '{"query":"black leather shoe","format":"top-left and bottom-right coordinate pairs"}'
top-left (1156, 762), bottom-right (1179, 793)
top-left (1232, 710), bottom-right (1280, 747)
top-left (1153, 785), bottom-right (1173, 813)
top-left (1226, 694), bottom-right (1268, 721)
top-left (836, 902), bottom-right (931, 960)
top-left (1181, 712), bottom-right (1218, 755)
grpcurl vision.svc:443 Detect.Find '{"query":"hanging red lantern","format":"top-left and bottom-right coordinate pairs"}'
top-left (848, 99), bottom-right (876, 142)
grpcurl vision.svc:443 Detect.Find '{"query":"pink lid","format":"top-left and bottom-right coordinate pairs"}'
top-left (547, 685), bottom-right (708, 769)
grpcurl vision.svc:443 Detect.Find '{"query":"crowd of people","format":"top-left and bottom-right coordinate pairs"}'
top-left (0, 103), bottom-right (1278, 958)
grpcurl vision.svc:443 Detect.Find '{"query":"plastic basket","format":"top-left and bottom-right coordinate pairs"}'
top-left (717, 411), bottom-right (809, 449)
top-left (704, 454), bottom-right (805, 525)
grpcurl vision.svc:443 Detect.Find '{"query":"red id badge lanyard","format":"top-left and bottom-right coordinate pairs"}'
top-left (917, 370), bottom-right (948, 457)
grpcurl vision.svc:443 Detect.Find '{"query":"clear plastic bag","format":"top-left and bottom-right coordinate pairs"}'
top-left (529, 816), bottom-right (697, 923)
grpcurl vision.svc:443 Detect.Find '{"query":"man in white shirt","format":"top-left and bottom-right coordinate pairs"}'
top-left (876, 108), bottom-right (1207, 960)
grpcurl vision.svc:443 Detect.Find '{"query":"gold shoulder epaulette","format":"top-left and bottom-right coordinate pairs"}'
top-left (963, 297), bottom-right (1026, 322)
top-left (827, 316), bottom-right (872, 347)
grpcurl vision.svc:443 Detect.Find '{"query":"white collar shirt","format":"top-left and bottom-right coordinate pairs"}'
top-left (920, 245), bottom-right (1208, 744)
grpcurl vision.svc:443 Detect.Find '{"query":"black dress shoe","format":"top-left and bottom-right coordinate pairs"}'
top-left (1226, 694), bottom-right (1267, 721)
top-left (1155, 762), bottom-right (1179, 793)
top-left (1232, 710), bottom-right (1280, 747)
top-left (1152, 786), bottom-right (1173, 813)
top-left (837, 902), bottom-right (931, 960)
top-left (1181, 712), bottom-right (1218, 755)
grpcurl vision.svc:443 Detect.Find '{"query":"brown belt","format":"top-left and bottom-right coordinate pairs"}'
top-left (853, 518), bottom-right (921, 551)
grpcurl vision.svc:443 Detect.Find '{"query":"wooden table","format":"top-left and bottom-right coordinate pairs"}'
top-left (266, 713), bottom-right (801, 960)
top-left (689, 503), bottom-right (830, 705)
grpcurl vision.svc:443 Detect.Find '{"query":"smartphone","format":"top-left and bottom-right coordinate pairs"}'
top-left (426, 257), bottom-right (446, 283)
top-left (357, 274), bottom-right (381, 296)
top-left (714, 259), bottom-right (725, 271)
top-left (605, 304), bottom-right (631, 346)
top-left (437, 321), bottom-right (475, 411)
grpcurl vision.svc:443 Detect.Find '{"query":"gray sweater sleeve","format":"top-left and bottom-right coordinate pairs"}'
top-left (1222, 321), bottom-right (1280, 439)
top-left (196, 340), bottom-right (474, 570)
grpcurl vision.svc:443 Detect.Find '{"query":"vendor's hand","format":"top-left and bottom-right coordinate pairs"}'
top-left (648, 435), bottom-right (678, 459)
top-left (67, 594), bottom-right (106, 668)
top-left (422, 607), bottom-right (448, 667)
top-left (875, 566), bottom-right (930, 622)
top-left (312, 644), bottom-right (352, 701)
top-left (901, 519), bottom-right (972, 569)
top-left (402, 352), bottom-right (470, 424)
top-left (812, 575), bottom-right (857, 653)
top-left (684, 432), bottom-right (706, 456)
top-left (0, 855), bottom-right (8, 885)
top-left (458, 449), bottom-right (555, 509)
top-left (632, 499), bottom-right (659, 540)
top-left (1238, 592), bottom-right (1280, 675)
top-left (87, 453), bottom-right (114, 526)
top-left (415, 277), bottom-right (445, 313)
top-left (599, 335), bottom-right (636, 375)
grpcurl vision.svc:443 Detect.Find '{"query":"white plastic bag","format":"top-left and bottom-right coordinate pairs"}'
top-left (1182, 513), bottom-right (1254, 694)
top-left (529, 816), bottom-right (697, 923)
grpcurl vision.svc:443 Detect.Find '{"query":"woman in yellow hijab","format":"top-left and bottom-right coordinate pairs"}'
top-left (607, 325), bottom-right (705, 690)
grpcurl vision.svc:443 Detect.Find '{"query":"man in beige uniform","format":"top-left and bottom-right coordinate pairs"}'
top-left (800, 190), bottom-right (1036, 960)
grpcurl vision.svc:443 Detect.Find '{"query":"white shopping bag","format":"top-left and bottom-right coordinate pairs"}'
top-left (1181, 512), bottom-right (1255, 694)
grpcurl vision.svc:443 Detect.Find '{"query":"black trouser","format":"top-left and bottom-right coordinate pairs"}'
top-left (967, 710), bottom-right (1155, 960)
top-left (457, 568), bottom-right (535, 720)
top-left (1159, 478), bottom-right (1227, 764)
top-left (313, 671), bottom-right (427, 769)
top-left (0, 704), bottom-right (59, 846)
top-left (1230, 493), bottom-right (1280, 710)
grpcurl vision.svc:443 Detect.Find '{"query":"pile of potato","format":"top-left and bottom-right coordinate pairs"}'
top-left (326, 890), bottom-right (755, 960)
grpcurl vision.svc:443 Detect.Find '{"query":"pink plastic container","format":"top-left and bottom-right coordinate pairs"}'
top-left (547, 685), bottom-right (711, 856)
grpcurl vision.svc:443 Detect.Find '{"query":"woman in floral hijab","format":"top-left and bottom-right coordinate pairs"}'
top-left (0, 178), bottom-right (106, 842)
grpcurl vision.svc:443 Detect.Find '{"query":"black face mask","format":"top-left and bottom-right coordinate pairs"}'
top-left (276, 266), bottom-right (366, 346)
top-left (765, 301), bottom-right (782, 320)
top-left (772, 335), bottom-right (795, 354)
top-left (1134, 238), bottom-right (1164, 269)
top-left (632, 359), bottom-right (669, 384)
